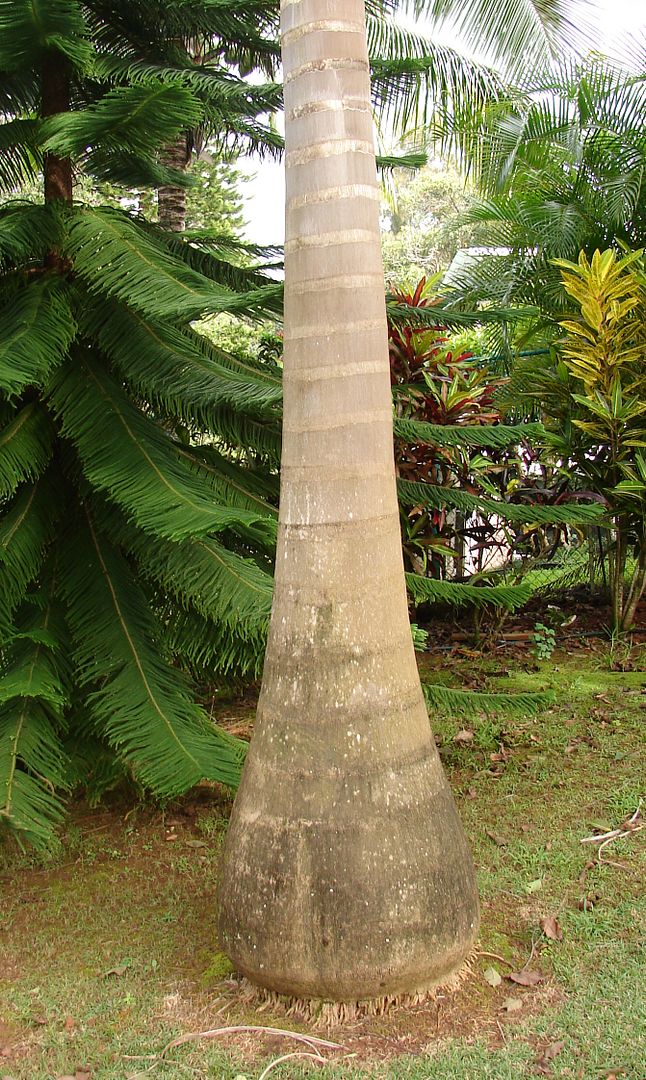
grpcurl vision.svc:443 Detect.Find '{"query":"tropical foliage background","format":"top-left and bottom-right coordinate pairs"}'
top-left (1, 0), bottom-right (644, 850)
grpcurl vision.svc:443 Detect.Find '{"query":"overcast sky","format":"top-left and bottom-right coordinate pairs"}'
top-left (238, 0), bottom-right (645, 248)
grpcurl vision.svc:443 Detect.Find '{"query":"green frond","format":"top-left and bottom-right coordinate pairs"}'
top-left (0, 0), bottom-right (92, 72)
top-left (42, 84), bottom-right (204, 187)
top-left (387, 297), bottom-right (536, 329)
top-left (46, 356), bottom-right (274, 542)
top-left (0, 702), bottom-right (67, 849)
top-left (197, 406), bottom-right (282, 463)
top-left (122, 523), bottom-right (273, 637)
top-left (0, 587), bottom-right (69, 850)
top-left (394, 419), bottom-right (545, 448)
top-left (181, 445), bottom-right (279, 519)
top-left (376, 151), bottom-right (427, 173)
top-left (0, 118), bottom-right (41, 194)
top-left (398, 479), bottom-right (606, 525)
top-left (0, 403), bottom-right (54, 500)
top-left (161, 231), bottom-right (284, 298)
top-left (0, 202), bottom-right (60, 270)
top-left (80, 299), bottom-right (282, 426)
top-left (0, 474), bottom-right (60, 640)
top-left (165, 603), bottom-right (266, 682)
top-left (59, 513), bottom-right (245, 794)
top-left (93, 56), bottom-right (282, 114)
top-left (406, 574), bottom-right (532, 611)
top-left (62, 207), bottom-right (283, 322)
top-left (423, 682), bottom-right (554, 717)
top-left (0, 276), bottom-right (77, 398)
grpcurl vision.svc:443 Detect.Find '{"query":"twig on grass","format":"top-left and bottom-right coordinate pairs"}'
top-left (123, 1024), bottom-right (344, 1080)
top-left (159, 1024), bottom-right (344, 1057)
top-left (258, 1050), bottom-right (326, 1079)
top-left (580, 803), bottom-right (643, 863)
top-left (475, 950), bottom-right (515, 968)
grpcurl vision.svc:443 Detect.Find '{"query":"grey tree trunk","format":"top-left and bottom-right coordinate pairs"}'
top-left (218, 0), bottom-right (479, 1003)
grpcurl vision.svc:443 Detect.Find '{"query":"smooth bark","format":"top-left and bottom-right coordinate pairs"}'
top-left (218, 0), bottom-right (479, 1002)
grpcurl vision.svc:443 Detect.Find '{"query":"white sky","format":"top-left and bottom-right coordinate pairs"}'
top-left (238, 0), bottom-right (645, 248)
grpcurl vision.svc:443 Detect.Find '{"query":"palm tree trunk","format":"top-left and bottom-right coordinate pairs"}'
top-left (218, 0), bottom-right (479, 1003)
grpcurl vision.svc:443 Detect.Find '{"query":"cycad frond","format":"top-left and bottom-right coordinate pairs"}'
top-left (0, 118), bottom-right (41, 194)
top-left (0, 587), bottom-right (69, 850)
top-left (0, 403), bottom-right (54, 499)
top-left (0, 276), bottom-right (77, 397)
top-left (398, 479), bottom-right (606, 525)
top-left (43, 83), bottom-right (204, 186)
top-left (423, 682), bottom-right (554, 717)
top-left (393, 419), bottom-right (545, 448)
top-left (0, 474), bottom-right (59, 639)
top-left (81, 299), bottom-right (282, 426)
top-left (123, 524), bottom-right (273, 634)
top-left (406, 574), bottom-right (532, 611)
top-left (63, 207), bottom-right (282, 322)
top-left (0, 202), bottom-right (60, 270)
top-left (166, 603), bottom-right (265, 682)
top-left (60, 513), bottom-right (245, 794)
top-left (0, 0), bottom-right (92, 72)
top-left (181, 444), bottom-right (279, 517)
top-left (47, 356), bottom-right (274, 542)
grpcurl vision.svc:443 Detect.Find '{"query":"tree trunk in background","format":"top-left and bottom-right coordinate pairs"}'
top-left (218, 0), bottom-right (479, 1003)
top-left (158, 132), bottom-right (191, 231)
top-left (42, 52), bottom-right (72, 275)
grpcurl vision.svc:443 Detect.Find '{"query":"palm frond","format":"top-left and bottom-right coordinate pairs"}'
top-left (406, 574), bottom-right (532, 611)
top-left (59, 512), bottom-right (245, 794)
top-left (0, 404), bottom-right (54, 500)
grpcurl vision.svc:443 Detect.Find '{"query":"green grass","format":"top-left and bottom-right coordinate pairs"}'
top-left (0, 649), bottom-right (644, 1079)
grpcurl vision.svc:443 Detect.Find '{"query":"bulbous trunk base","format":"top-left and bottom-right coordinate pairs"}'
top-left (218, 721), bottom-right (479, 1002)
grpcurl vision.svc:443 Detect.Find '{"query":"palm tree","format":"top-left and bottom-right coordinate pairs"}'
top-left (218, 0), bottom-right (479, 1004)
top-left (218, 0), bottom-right (595, 1005)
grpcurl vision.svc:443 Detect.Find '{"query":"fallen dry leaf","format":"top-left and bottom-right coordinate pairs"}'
top-left (483, 966), bottom-right (502, 987)
top-left (453, 729), bottom-right (474, 744)
top-left (539, 915), bottom-right (563, 941)
top-left (536, 1040), bottom-right (565, 1068)
top-left (500, 997), bottom-right (523, 1013)
top-left (63, 1016), bottom-right (75, 1033)
top-left (508, 969), bottom-right (547, 986)
top-left (485, 829), bottom-right (508, 847)
top-left (185, 839), bottom-right (207, 849)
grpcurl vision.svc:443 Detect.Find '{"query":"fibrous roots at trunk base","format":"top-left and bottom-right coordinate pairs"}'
top-left (217, 0), bottom-right (479, 1002)
top-left (233, 956), bottom-right (475, 1026)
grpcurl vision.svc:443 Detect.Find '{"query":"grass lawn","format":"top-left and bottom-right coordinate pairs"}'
top-left (1, 647), bottom-right (644, 1080)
